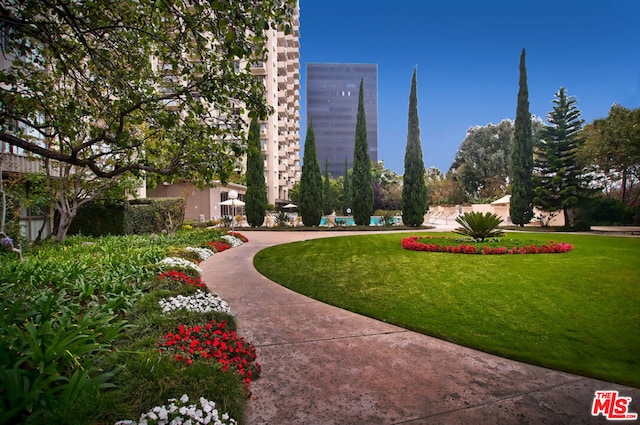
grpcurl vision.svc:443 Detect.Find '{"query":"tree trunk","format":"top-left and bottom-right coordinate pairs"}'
top-left (621, 168), bottom-right (628, 204)
top-left (54, 197), bottom-right (79, 242)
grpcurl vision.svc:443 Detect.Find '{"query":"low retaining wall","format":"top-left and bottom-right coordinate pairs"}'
top-left (590, 226), bottom-right (640, 235)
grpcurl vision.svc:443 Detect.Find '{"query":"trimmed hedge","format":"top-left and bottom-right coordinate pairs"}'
top-left (69, 201), bottom-right (126, 236)
top-left (70, 198), bottom-right (185, 236)
top-left (124, 198), bottom-right (185, 234)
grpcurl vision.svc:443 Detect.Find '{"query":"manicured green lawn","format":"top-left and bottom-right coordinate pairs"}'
top-left (254, 231), bottom-right (640, 388)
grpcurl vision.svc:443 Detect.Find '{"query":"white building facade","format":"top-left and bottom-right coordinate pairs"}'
top-left (256, 7), bottom-right (301, 206)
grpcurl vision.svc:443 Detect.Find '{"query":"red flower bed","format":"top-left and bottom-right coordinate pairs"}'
top-left (158, 320), bottom-right (260, 388)
top-left (159, 270), bottom-right (206, 287)
top-left (228, 231), bottom-right (249, 242)
top-left (207, 240), bottom-right (232, 252)
top-left (401, 236), bottom-right (574, 255)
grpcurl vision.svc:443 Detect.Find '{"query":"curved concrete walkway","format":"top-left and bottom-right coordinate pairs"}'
top-left (201, 230), bottom-right (639, 425)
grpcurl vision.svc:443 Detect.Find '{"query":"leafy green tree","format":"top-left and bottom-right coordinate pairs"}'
top-left (322, 158), bottom-right (333, 214)
top-left (450, 118), bottom-right (544, 201)
top-left (299, 123), bottom-right (323, 226)
top-left (451, 120), bottom-right (513, 199)
top-left (342, 158), bottom-right (352, 214)
top-left (0, 0), bottom-right (295, 240)
top-left (289, 182), bottom-right (300, 205)
top-left (245, 118), bottom-right (267, 227)
top-left (533, 88), bottom-right (585, 226)
top-left (351, 79), bottom-right (373, 225)
top-left (510, 48), bottom-right (535, 226)
top-left (401, 68), bottom-right (428, 226)
top-left (372, 163), bottom-right (402, 210)
top-left (581, 105), bottom-right (640, 207)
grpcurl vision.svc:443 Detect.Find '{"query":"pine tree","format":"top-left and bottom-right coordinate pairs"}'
top-left (533, 88), bottom-right (585, 226)
top-left (342, 158), bottom-right (351, 215)
top-left (351, 79), bottom-right (373, 225)
top-left (402, 68), bottom-right (428, 226)
top-left (299, 122), bottom-right (323, 226)
top-left (323, 158), bottom-right (333, 215)
top-left (245, 117), bottom-right (267, 227)
top-left (510, 48), bottom-right (535, 226)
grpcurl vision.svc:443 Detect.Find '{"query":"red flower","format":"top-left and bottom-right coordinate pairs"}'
top-left (159, 270), bottom-right (206, 287)
top-left (228, 231), bottom-right (249, 242)
top-left (207, 241), bottom-right (232, 252)
top-left (158, 320), bottom-right (260, 389)
top-left (401, 237), bottom-right (574, 255)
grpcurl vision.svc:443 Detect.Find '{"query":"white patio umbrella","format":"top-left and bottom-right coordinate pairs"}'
top-left (283, 203), bottom-right (297, 209)
top-left (219, 199), bottom-right (245, 206)
top-left (220, 192), bottom-right (245, 232)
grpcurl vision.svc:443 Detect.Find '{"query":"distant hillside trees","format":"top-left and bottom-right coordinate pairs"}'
top-left (581, 105), bottom-right (640, 208)
top-left (372, 163), bottom-right (402, 211)
top-left (401, 68), bottom-right (428, 226)
top-left (451, 119), bottom-right (514, 201)
top-left (449, 118), bottom-right (543, 202)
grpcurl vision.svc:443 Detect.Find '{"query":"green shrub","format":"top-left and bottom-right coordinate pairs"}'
top-left (453, 211), bottom-right (504, 241)
top-left (68, 201), bottom-right (126, 236)
top-left (124, 198), bottom-right (185, 235)
top-left (573, 196), bottom-right (636, 228)
top-left (0, 289), bottom-right (127, 424)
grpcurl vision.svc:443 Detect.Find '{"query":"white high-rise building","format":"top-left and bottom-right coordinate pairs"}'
top-left (255, 7), bottom-right (301, 206)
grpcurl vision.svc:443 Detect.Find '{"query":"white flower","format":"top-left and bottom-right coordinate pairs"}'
top-left (220, 235), bottom-right (243, 248)
top-left (185, 247), bottom-right (215, 261)
top-left (159, 257), bottom-right (202, 275)
top-left (117, 394), bottom-right (237, 424)
top-left (158, 290), bottom-right (231, 314)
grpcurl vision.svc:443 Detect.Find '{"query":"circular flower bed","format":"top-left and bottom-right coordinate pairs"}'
top-left (401, 236), bottom-right (574, 255)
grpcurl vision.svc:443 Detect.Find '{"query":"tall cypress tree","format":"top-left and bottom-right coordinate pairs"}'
top-left (323, 158), bottom-right (332, 215)
top-left (533, 87), bottom-right (585, 226)
top-left (351, 78), bottom-right (373, 225)
top-left (245, 117), bottom-right (267, 227)
top-left (401, 68), bottom-right (427, 226)
top-left (510, 48), bottom-right (535, 226)
top-left (299, 122), bottom-right (323, 226)
top-left (342, 157), bottom-right (351, 215)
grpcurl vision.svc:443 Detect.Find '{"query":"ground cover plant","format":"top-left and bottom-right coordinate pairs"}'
top-left (254, 231), bottom-right (640, 388)
top-left (0, 229), bottom-right (254, 424)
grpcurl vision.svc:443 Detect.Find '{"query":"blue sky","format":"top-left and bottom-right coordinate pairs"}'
top-left (297, 0), bottom-right (640, 174)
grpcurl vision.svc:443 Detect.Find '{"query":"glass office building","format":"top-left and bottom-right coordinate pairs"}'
top-left (306, 63), bottom-right (378, 178)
